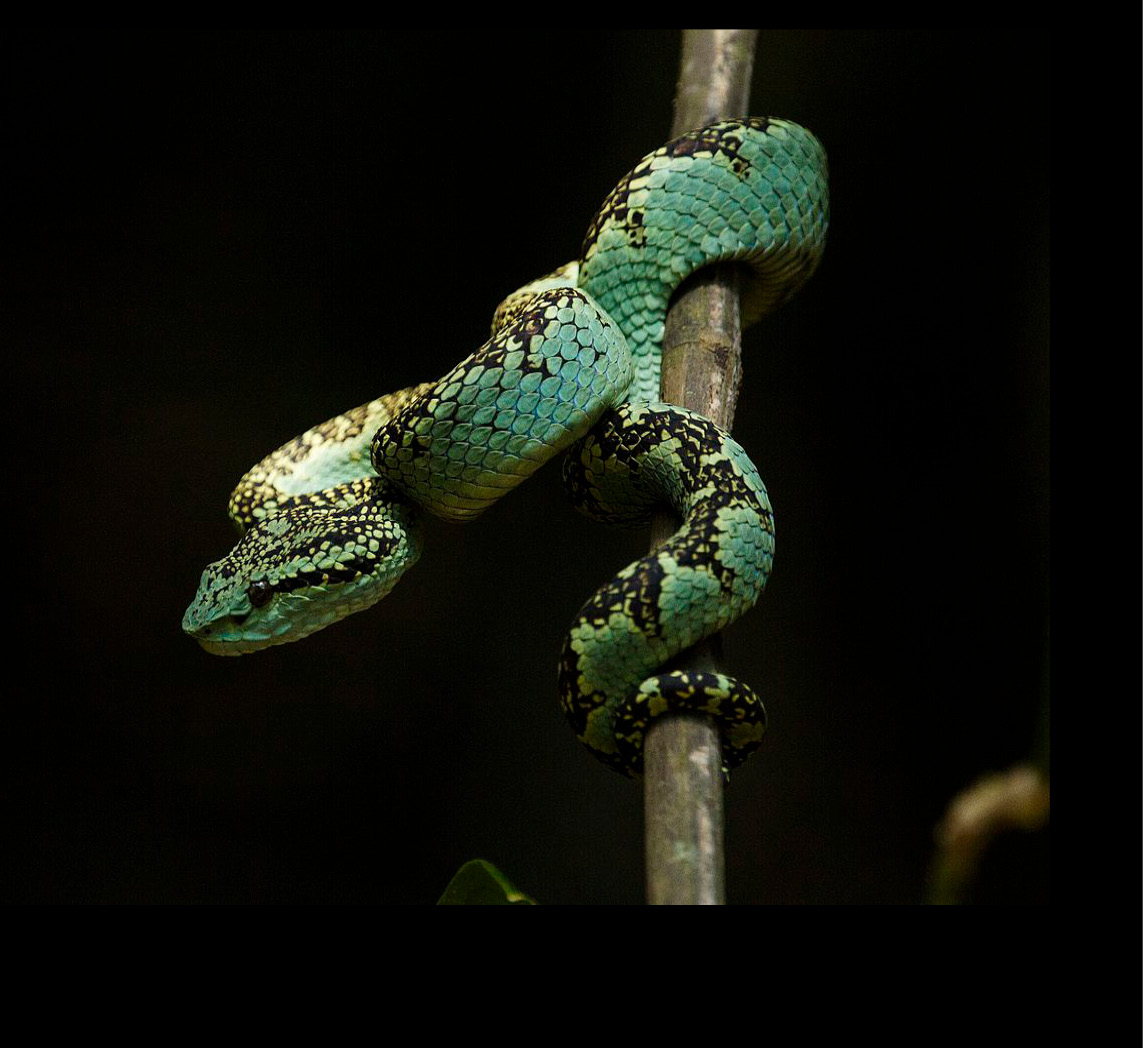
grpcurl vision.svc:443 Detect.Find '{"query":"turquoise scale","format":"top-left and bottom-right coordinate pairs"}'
top-left (579, 118), bottom-right (828, 403)
top-left (371, 288), bottom-right (632, 522)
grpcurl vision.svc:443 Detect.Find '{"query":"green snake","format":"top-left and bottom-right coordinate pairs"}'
top-left (183, 117), bottom-right (829, 776)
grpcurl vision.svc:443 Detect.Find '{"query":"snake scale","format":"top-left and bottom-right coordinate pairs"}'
top-left (183, 117), bottom-right (829, 776)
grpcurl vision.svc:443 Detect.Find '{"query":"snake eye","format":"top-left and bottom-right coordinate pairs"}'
top-left (248, 580), bottom-right (273, 607)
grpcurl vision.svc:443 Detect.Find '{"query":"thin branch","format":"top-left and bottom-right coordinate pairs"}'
top-left (928, 622), bottom-right (1050, 904)
top-left (928, 765), bottom-right (1050, 905)
top-left (643, 29), bottom-right (758, 907)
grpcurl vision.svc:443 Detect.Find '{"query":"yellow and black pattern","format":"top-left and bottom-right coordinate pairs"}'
top-left (227, 383), bottom-right (434, 529)
top-left (559, 403), bottom-right (774, 775)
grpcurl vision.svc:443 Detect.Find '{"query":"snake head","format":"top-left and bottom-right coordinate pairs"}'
top-left (182, 490), bottom-right (422, 655)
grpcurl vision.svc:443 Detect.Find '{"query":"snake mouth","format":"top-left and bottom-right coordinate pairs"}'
top-left (183, 618), bottom-right (266, 656)
top-left (182, 604), bottom-right (274, 655)
top-left (192, 635), bottom-right (258, 656)
top-left (182, 584), bottom-right (365, 655)
top-left (186, 622), bottom-right (306, 656)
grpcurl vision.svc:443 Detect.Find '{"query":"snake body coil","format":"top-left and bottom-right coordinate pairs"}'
top-left (183, 118), bottom-right (828, 775)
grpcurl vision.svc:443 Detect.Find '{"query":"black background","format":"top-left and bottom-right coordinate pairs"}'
top-left (7, 30), bottom-right (1048, 904)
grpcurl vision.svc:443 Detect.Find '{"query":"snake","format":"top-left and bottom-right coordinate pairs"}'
top-left (183, 117), bottom-right (829, 776)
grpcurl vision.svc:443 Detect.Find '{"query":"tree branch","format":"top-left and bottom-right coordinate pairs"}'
top-left (643, 29), bottom-right (758, 906)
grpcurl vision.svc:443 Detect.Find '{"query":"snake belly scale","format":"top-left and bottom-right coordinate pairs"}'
top-left (183, 117), bottom-right (828, 776)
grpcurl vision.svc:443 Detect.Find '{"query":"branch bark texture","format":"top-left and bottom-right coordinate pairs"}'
top-left (643, 29), bottom-right (758, 907)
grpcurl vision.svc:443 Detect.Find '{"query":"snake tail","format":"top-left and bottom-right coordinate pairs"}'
top-left (558, 403), bottom-right (774, 775)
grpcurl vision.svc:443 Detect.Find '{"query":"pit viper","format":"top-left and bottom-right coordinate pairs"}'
top-left (183, 117), bottom-right (829, 776)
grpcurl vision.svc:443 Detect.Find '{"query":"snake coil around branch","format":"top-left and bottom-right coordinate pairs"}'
top-left (184, 118), bottom-right (829, 775)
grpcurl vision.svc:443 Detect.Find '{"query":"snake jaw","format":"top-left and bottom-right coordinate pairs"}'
top-left (184, 588), bottom-right (347, 655)
top-left (183, 555), bottom-right (421, 655)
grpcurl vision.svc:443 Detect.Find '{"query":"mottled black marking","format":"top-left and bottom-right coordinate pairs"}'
top-left (581, 119), bottom-right (770, 264)
top-left (614, 671), bottom-right (767, 777)
top-left (663, 117), bottom-right (770, 177)
top-left (372, 287), bottom-right (594, 471)
top-left (581, 156), bottom-right (652, 263)
top-left (597, 555), bottom-right (666, 639)
top-left (230, 477), bottom-right (385, 532)
top-left (558, 400), bottom-right (775, 776)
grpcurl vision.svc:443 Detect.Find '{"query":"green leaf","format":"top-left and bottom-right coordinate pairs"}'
top-left (437, 860), bottom-right (535, 905)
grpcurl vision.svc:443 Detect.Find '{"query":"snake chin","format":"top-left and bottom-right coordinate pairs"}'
top-left (191, 633), bottom-right (280, 657)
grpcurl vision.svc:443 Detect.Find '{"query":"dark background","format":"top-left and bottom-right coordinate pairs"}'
top-left (6, 31), bottom-right (1048, 904)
